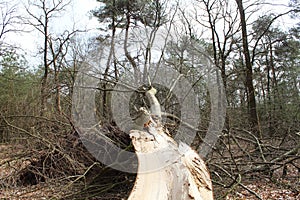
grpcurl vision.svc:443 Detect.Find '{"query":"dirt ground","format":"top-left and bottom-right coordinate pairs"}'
top-left (0, 144), bottom-right (299, 200)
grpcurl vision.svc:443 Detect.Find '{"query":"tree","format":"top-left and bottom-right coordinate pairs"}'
top-left (0, 1), bottom-right (24, 54)
top-left (235, 0), bottom-right (260, 135)
top-left (193, 0), bottom-right (240, 131)
top-left (273, 28), bottom-right (300, 133)
top-left (128, 88), bottom-right (213, 200)
top-left (93, 0), bottom-right (166, 80)
top-left (0, 49), bottom-right (38, 114)
top-left (289, 0), bottom-right (300, 13)
top-left (240, 3), bottom-right (299, 136)
top-left (92, 0), bottom-right (167, 121)
top-left (48, 30), bottom-right (78, 114)
top-left (251, 16), bottom-right (288, 135)
top-left (25, 0), bottom-right (71, 116)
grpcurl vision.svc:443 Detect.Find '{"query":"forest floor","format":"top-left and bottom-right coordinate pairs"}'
top-left (0, 143), bottom-right (299, 200)
top-left (225, 175), bottom-right (299, 200)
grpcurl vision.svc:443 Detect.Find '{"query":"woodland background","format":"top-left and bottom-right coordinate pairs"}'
top-left (0, 0), bottom-right (299, 199)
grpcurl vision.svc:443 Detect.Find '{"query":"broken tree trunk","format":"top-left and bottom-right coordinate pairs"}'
top-left (128, 87), bottom-right (213, 200)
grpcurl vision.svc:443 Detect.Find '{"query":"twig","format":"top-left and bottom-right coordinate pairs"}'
top-left (212, 164), bottom-right (262, 200)
top-left (238, 128), bottom-right (267, 162)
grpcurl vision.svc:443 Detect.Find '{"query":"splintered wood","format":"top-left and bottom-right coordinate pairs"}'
top-left (128, 105), bottom-right (213, 199)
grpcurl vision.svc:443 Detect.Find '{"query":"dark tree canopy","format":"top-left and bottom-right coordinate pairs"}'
top-left (92, 0), bottom-right (166, 28)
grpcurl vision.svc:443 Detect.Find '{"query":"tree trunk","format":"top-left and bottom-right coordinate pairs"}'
top-left (128, 88), bottom-right (213, 200)
top-left (129, 125), bottom-right (214, 200)
top-left (102, 2), bottom-right (116, 121)
top-left (235, 0), bottom-right (260, 136)
top-left (40, 16), bottom-right (49, 116)
top-left (54, 64), bottom-right (62, 115)
top-left (124, 9), bottom-right (139, 83)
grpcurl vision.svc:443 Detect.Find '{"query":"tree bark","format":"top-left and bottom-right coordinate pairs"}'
top-left (102, 0), bottom-right (116, 120)
top-left (40, 11), bottom-right (49, 116)
top-left (235, 0), bottom-right (260, 136)
top-left (124, 8), bottom-right (139, 83)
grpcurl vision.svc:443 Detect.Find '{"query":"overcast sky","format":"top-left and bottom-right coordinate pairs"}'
top-left (4, 0), bottom-right (99, 64)
top-left (3, 0), bottom-right (296, 66)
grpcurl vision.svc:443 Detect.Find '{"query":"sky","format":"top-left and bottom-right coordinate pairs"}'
top-left (2, 0), bottom-right (297, 66)
top-left (4, 0), bottom-right (100, 65)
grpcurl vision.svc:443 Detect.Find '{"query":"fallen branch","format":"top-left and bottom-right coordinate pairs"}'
top-left (212, 164), bottom-right (262, 200)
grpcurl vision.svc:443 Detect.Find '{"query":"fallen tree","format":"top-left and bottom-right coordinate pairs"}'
top-left (128, 87), bottom-right (214, 200)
